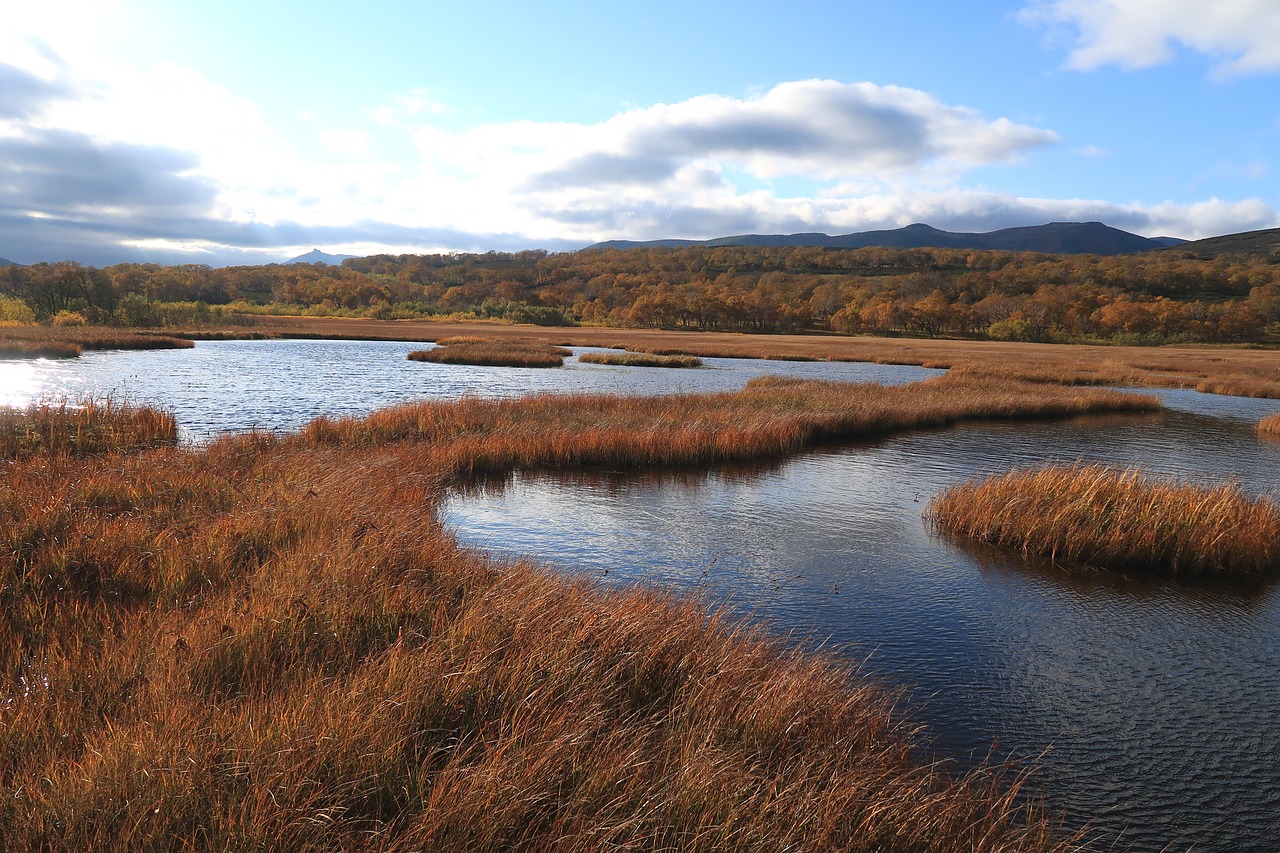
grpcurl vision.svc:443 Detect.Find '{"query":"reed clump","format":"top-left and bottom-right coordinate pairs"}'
top-left (0, 376), bottom-right (1160, 849)
top-left (0, 398), bottom-right (179, 458)
top-left (408, 336), bottom-right (571, 368)
top-left (1257, 413), bottom-right (1280, 435)
top-left (578, 351), bottom-right (702, 368)
top-left (0, 341), bottom-right (82, 359)
top-left (927, 463), bottom-right (1280, 577)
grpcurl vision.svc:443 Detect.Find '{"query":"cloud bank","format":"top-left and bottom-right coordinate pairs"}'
top-left (1022, 0), bottom-right (1280, 74)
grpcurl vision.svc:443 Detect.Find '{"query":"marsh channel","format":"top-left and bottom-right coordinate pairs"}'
top-left (7, 337), bottom-right (1280, 851)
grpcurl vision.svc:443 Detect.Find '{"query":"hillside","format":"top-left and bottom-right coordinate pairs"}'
top-left (590, 221), bottom-right (1182, 256)
top-left (0, 257), bottom-right (14, 267)
top-left (1159, 227), bottom-right (1280, 259)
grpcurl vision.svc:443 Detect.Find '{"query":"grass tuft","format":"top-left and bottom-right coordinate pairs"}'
top-left (409, 336), bottom-right (571, 368)
top-left (927, 463), bottom-right (1280, 577)
top-left (578, 351), bottom-right (702, 368)
top-left (1258, 413), bottom-right (1280, 435)
top-left (0, 398), bottom-right (179, 459)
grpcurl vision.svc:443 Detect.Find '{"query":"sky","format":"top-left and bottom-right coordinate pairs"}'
top-left (2, 0), bottom-right (1279, 266)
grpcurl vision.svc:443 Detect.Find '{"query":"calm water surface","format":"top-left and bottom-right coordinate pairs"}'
top-left (4, 339), bottom-right (1277, 850)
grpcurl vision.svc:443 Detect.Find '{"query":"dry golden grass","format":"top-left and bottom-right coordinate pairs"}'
top-left (928, 463), bottom-right (1280, 577)
top-left (1259, 413), bottom-right (1280, 435)
top-left (298, 373), bottom-right (1158, 479)
top-left (408, 336), bottom-right (571, 368)
top-left (0, 377), bottom-right (1119, 850)
top-left (0, 325), bottom-right (194, 352)
top-left (578, 351), bottom-right (702, 368)
top-left (0, 398), bottom-right (178, 458)
top-left (0, 341), bottom-right (82, 359)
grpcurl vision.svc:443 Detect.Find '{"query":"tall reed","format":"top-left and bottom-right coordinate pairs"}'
top-left (927, 463), bottom-right (1280, 576)
top-left (0, 398), bottom-right (179, 458)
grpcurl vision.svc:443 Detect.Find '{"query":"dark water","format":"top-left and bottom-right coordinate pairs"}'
top-left (445, 401), bottom-right (1280, 852)
top-left (5, 339), bottom-right (1278, 849)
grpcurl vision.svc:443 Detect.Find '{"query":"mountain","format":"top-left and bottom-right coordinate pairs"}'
top-left (285, 249), bottom-right (358, 265)
top-left (588, 222), bottom-right (1185, 256)
top-left (1156, 227), bottom-right (1280, 259)
top-left (0, 257), bottom-right (14, 267)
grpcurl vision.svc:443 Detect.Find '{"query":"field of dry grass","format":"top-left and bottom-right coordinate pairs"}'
top-left (0, 374), bottom-right (1151, 850)
top-left (928, 464), bottom-right (1280, 577)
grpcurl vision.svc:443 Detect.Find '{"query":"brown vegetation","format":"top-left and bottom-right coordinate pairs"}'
top-left (578, 351), bottom-right (703, 368)
top-left (0, 341), bottom-right (81, 359)
top-left (0, 398), bottom-right (178, 458)
top-left (408, 336), bottom-right (571, 368)
top-left (1258, 413), bottom-right (1280, 435)
top-left (927, 464), bottom-right (1280, 577)
top-left (0, 324), bottom-right (195, 352)
top-left (0, 374), bottom-right (1150, 849)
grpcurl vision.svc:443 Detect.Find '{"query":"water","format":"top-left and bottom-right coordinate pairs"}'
top-left (4, 339), bottom-right (1278, 850)
top-left (446, 403), bottom-right (1280, 852)
top-left (0, 339), bottom-right (939, 441)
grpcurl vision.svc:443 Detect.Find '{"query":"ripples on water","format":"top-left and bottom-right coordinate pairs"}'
top-left (447, 407), bottom-right (1280, 852)
top-left (5, 339), bottom-right (1279, 850)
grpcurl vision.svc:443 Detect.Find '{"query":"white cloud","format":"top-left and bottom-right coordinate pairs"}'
top-left (1022, 0), bottom-right (1280, 75)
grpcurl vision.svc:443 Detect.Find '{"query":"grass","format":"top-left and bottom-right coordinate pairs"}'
top-left (0, 325), bottom-right (194, 352)
top-left (408, 336), bottom-right (571, 368)
top-left (927, 463), bottom-right (1280, 577)
top-left (0, 341), bottom-right (82, 359)
top-left (0, 375), bottom-right (1129, 850)
top-left (578, 351), bottom-right (703, 368)
top-left (1259, 413), bottom-right (1280, 435)
top-left (299, 373), bottom-right (1159, 479)
top-left (0, 397), bottom-right (178, 458)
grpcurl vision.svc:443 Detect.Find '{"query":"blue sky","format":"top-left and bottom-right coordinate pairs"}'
top-left (2, 0), bottom-right (1278, 265)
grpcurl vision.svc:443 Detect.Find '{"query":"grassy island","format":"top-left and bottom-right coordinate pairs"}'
top-left (927, 464), bottom-right (1280, 577)
top-left (578, 351), bottom-right (702, 368)
top-left (0, 375), bottom-right (1157, 850)
top-left (408, 335), bottom-right (571, 368)
top-left (1259, 413), bottom-right (1280, 435)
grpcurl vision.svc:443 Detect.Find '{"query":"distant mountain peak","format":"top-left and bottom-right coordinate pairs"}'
top-left (0, 256), bottom-right (15, 267)
top-left (285, 249), bottom-right (357, 265)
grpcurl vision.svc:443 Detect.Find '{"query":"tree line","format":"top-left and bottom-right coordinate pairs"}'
top-left (2, 244), bottom-right (1279, 344)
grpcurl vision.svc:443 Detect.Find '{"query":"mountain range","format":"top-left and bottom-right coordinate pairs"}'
top-left (588, 221), bottom-right (1187, 255)
top-left (0, 257), bottom-right (14, 267)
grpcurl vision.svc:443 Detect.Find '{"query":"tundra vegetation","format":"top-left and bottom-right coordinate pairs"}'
top-left (407, 336), bottom-right (572, 368)
top-left (0, 373), bottom-right (1155, 850)
top-left (927, 464), bottom-right (1280, 577)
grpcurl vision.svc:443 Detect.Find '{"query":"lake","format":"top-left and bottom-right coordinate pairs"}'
top-left (5, 338), bottom-right (1278, 850)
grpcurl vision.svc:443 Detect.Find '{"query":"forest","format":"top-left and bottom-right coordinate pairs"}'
top-left (2, 243), bottom-right (1279, 345)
